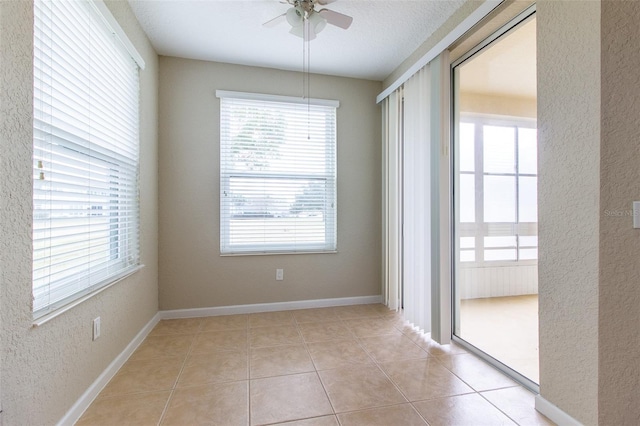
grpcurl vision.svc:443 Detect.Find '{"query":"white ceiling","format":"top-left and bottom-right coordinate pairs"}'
top-left (128, 0), bottom-right (468, 81)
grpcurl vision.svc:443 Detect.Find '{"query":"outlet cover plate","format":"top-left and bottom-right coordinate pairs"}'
top-left (93, 317), bottom-right (101, 341)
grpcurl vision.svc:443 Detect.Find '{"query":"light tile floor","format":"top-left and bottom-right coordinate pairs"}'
top-left (77, 304), bottom-right (554, 426)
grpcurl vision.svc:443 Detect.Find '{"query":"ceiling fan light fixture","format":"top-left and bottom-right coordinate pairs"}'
top-left (262, 0), bottom-right (353, 38)
top-left (286, 6), bottom-right (304, 27)
top-left (289, 24), bottom-right (304, 38)
top-left (308, 12), bottom-right (327, 34)
top-left (289, 22), bottom-right (317, 40)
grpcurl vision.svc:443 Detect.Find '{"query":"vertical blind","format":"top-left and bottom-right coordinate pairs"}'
top-left (383, 90), bottom-right (402, 310)
top-left (217, 91), bottom-right (338, 254)
top-left (382, 65), bottom-right (433, 333)
top-left (33, 0), bottom-right (141, 317)
top-left (402, 66), bottom-right (432, 333)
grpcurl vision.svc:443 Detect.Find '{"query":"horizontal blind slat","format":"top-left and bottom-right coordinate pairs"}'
top-left (219, 95), bottom-right (337, 254)
top-left (33, 0), bottom-right (140, 317)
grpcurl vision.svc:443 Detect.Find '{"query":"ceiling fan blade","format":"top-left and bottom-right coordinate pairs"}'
top-left (318, 9), bottom-right (353, 30)
top-left (263, 13), bottom-right (286, 28)
top-left (316, 0), bottom-right (338, 5)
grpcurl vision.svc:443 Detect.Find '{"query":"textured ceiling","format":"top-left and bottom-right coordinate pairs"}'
top-left (128, 0), bottom-right (468, 81)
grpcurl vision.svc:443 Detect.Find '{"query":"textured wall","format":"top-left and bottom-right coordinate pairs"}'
top-left (537, 1), bottom-right (600, 424)
top-left (0, 1), bottom-right (158, 424)
top-left (599, 1), bottom-right (640, 423)
top-left (158, 57), bottom-right (382, 310)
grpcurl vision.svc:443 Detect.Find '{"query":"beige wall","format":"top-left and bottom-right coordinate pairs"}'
top-left (158, 57), bottom-right (382, 310)
top-left (537, 1), bottom-right (601, 424)
top-left (599, 1), bottom-right (640, 423)
top-left (460, 92), bottom-right (536, 118)
top-left (0, 1), bottom-right (158, 424)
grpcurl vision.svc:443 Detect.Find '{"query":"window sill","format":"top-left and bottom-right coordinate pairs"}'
top-left (32, 264), bottom-right (145, 327)
top-left (220, 250), bottom-right (338, 257)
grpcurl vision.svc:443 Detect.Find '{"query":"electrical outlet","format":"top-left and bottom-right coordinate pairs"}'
top-left (92, 317), bottom-right (101, 341)
top-left (276, 269), bottom-right (284, 281)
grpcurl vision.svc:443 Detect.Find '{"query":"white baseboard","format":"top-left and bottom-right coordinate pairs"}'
top-left (535, 395), bottom-right (583, 426)
top-left (57, 312), bottom-right (161, 426)
top-left (160, 295), bottom-right (383, 319)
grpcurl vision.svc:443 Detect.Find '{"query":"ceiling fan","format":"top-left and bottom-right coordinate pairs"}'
top-left (263, 0), bottom-right (353, 40)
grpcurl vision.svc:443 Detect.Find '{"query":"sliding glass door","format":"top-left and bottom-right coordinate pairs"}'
top-left (452, 12), bottom-right (539, 385)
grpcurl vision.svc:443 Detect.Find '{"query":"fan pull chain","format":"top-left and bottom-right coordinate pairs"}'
top-left (302, 19), bottom-right (306, 101)
top-left (301, 17), bottom-right (311, 140)
top-left (307, 21), bottom-right (311, 140)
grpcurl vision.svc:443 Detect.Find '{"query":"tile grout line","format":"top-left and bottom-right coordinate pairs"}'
top-left (476, 390), bottom-right (523, 426)
top-left (293, 310), bottom-right (338, 420)
top-left (341, 310), bottom-right (418, 421)
top-left (428, 353), bottom-right (503, 398)
top-left (365, 329), bottom-right (466, 426)
top-left (330, 308), bottom-right (389, 423)
top-left (347, 307), bottom-right (430, 424)
top-left (364, 339), bottom-right (413, 405)
top-left (335, 401), bottom-right (432, 425)
top-left (390, 317), bottom-right (524, 425)
top-left (358, 311), bottom-right (453, 426)
top-left (156, 319), bottom-right (202, 425)
top-left (408, 401), bottom-right (433, 426)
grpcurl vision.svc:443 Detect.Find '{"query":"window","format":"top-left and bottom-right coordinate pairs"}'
top-left (458, 115), bottom-right (537, 263)
top-left (33, 0), bottom-right (143, 318)
top-left (217, 91), bottom-right (338, 254)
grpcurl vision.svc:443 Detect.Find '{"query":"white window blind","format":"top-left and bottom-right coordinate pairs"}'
top-left (217, 91), bottom-right (338, 254)
top-left (33, 0), bottom-right (141, 318)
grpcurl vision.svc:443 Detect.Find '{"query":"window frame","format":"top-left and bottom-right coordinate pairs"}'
top-left (457, 113), bottom-right (538, 266)
top-left (216, 91), bottom-right (339, 256)
top-left (32, 0), bottom-right (144, 321)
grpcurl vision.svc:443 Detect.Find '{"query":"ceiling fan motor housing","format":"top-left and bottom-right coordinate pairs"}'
top-left (263, 0), bottom-right (352, 37)
top-left (292, 0), bottom-right (317, 15)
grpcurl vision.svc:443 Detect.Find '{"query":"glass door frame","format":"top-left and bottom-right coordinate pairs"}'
top-left (449, 4), bottom-right (539, 393)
